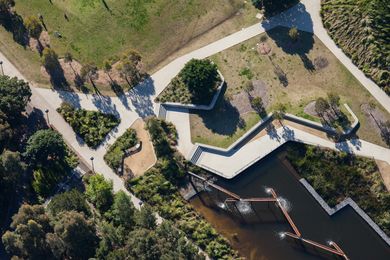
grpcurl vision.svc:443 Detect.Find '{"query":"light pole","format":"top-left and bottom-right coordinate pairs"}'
top-left (0, 61), bottom-right (4, 76)
top-left (90, 157), bottom-right (94, 173)
top-left (45, 109), bottom-right (50, 126)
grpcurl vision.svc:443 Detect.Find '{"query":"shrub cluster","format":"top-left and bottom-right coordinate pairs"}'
top-left (128, 117), bottom-right (239, 259)
top-left (156, 59), bottom-right (221, 105)
top-left (57, 102), bottom-right (120, 148)
top-left (287, 143), bottom-right (390, 236)
top-left (104, 128), bottom-right (138, 172)
top-left (321, 0), bottom-right (390, 93)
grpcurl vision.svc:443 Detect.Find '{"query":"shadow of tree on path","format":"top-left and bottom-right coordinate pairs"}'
top-left (92, 95), bottom-right (120, 118)
top-left (127, 76), bottom-right (155, 118)
top-left (262, 3), bottom-right (315, 73)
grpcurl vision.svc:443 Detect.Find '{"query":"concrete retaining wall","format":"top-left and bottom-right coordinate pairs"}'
top-left (300, 178), bottom-right (390, 246)
top-left (188, 104), bottom-right (359, 162)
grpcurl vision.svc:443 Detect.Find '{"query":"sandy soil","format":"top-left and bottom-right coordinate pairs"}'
top-left (123, 119), bottom-right (156, 177)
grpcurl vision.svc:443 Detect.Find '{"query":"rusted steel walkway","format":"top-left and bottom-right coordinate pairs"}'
top-left (188, 171), bottom-right (349, 259)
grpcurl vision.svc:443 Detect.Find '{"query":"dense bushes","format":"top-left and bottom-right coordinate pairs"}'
top-left (129, 168), bottom-right (238, 259)
top-left (145, 117), bottom-right (177, 158)
top-left (287, 143), bottom-right (390, 236)
top-left (128, 117), bottom-right (239, 259)
top-left (104, 128), bottom-right (138, 172)
top-left (321, 0), bottom-right (390, 93)
top-left (156, 59), bottom-right (221, 105)
top-left (57, 102), bottom-right (120, 148)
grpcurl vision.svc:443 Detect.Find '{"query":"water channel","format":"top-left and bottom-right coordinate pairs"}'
top-left (190, 148), bottom-right (390, 259)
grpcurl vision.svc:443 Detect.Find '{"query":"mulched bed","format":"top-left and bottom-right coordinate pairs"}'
top-left (230, 80), bottom-right (269, 114)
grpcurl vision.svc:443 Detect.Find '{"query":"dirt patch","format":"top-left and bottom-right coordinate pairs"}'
top-left (257, 42), bottom-right (271, 55)
top-left (123, 119), bottom-right (156, 178)
top-left (313, 56), bottom-right (329, 70)
top-left (304, 101), bottom-right (318, 117)
top-left (375, 160), bottom-right (390, 192)
top-left (361, 103), bottom-right (390, 146)
top-left (41, 58), bottom-right (135, 93)
top-left (28, 31), bottom-right (50, 53)
top-left (230, 80), bottom-right (269, 114)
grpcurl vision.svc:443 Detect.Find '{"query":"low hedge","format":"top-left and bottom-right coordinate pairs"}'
top-left (104, 128), bottom-right (138, 172)
top-left (57, 102), bottom-right (120, 148)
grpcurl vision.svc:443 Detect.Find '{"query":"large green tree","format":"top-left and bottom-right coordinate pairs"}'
top-left (53, 211), bottom-right (98, 259)
top-left (47, 189), bottom-right (90, 217)
top-left (24, 129), bottom-right (67, 166)
top-left (105, 190), bottom-right (135, 230)
top-left (179, 59), bottom-right (219, 101)
top-left (85, 174), bottom-right (114, 212)
top-left (2, 204), bottom-right (53, 259)
top-left (0, 75), bottom-right (31, 118)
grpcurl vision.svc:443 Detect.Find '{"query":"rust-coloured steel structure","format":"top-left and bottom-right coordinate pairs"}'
top-left (188, 171), bottom-right (349, 260)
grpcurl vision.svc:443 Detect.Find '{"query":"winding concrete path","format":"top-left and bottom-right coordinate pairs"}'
top-left (0, 0), bottom-right (389, 189)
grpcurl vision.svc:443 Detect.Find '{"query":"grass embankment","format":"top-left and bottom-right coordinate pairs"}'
top-left (190, 27), bottom-right (390, 147)
top-left (321, 0), bottom-right (390, 93)
top-left (104, 128), bottom-right (138, 173)
top-left (128, 118), bottom-right (239, 259)
top-left (0, 0), bottom-right (259, 91)
top-left (57, 102), bottom-right (120, 148)
top-left (286, 143), bottom-right (390, 236)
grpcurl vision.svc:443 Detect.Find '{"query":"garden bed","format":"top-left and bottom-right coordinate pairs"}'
top-left (104, 128), bottom-right (138, 173)
top-left (128, 117), bottom-right (239, 259)
top-left (57, 102), bottom-right (120, 148)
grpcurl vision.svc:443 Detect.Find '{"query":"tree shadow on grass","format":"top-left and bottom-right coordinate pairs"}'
top-left (0, 12), bottom-right (29, 46)
top-left (262, 3), bottom-right (315, 72)
top-left (194, 92), bottom-right (245, 136)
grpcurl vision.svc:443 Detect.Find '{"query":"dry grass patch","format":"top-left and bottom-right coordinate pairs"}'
top-left (207, 26), bottom-right (390, 147)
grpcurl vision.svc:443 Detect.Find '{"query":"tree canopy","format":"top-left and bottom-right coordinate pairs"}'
top-left (24, 16), bottom-right (42, 39)
top-left (179, 59), bottom-right (219, 102)
top-left (85, 174), bottom-right (114, 212)
top-left (0, 75), bottom-right (31, 118)
top-left (24, 129), bottom-right (67, 166)
top-left (47, 189), bottom-right (90, 217)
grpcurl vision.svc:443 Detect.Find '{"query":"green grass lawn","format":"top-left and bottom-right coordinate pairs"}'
top-left (0, 0), bottom-right (259, 92)
top-left (9, 0), bottom-right (256, 69)
top-left (190, 27), bottom-right (390, 148)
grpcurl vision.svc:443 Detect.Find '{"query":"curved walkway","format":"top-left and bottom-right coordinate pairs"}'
top-left (0, 0), bottom-right (389, 198)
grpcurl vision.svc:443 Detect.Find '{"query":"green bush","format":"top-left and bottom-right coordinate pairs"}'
top-left (128, 168), bottom-right (238, 259)
top-left (57, 102), bottom-right (120, 148)
top-left (287, 143), bottom-right (390, 236)
top-left (130, 117), bottom-right (238, 258)
top-left (156, 59), bottom-right (221, 105)
top-left (104, 128), bottom-right (138, 172)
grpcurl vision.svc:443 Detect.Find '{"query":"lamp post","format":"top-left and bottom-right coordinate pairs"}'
top-left (0, 61), bottom-right (4, 76)
top-left (90, 157), bottom-right (95, 173)
top-left (45, 109), bottom-right (50, 126)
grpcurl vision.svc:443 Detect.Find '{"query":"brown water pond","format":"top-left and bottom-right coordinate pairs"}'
top-left (190, 149), bottom-right (390, 260)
